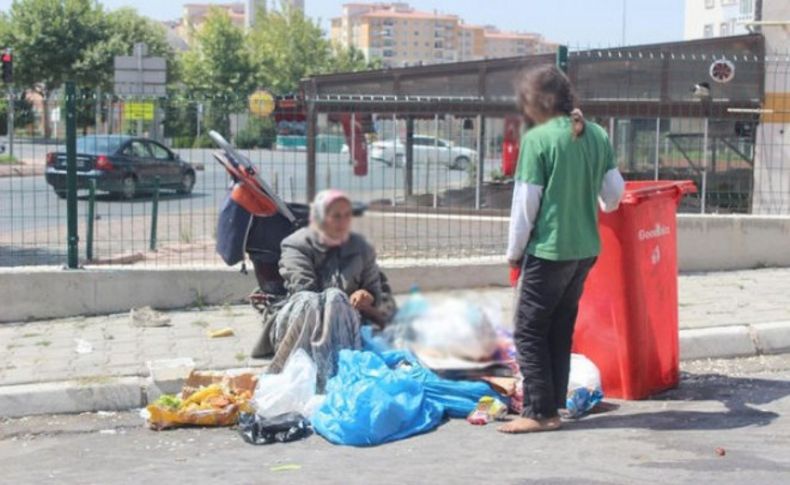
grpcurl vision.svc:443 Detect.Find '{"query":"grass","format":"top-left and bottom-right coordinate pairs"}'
top-left (0, 154), bottom-right (18, 165)
top-left (21, 332), bottom-right (41, 338)
top-left (191, 320), bottom-right (209, 328)
top-left (192, 290), bottom-right (207, 311)
top-left (35, 340), bottom-right (51, 347)
top-left (235, 352), bottom-right (247, 363)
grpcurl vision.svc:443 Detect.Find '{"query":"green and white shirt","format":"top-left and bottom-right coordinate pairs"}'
top-left (506, 116), bottom-right (624, 262)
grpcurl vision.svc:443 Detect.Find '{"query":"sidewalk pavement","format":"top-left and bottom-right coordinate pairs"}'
top-left (1, 269), bottom-right (789, 418)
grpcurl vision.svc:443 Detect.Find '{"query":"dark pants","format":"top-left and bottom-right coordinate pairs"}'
top-left (515, 254), bottom-right (597, 419)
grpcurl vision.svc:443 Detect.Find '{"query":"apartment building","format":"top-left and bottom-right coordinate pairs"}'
top-left (176, 1), bottom-right (304, 41)
top-left (331, 2), bottom-right (553, 67)
top-left (684, 0), bottom-right (757, 39)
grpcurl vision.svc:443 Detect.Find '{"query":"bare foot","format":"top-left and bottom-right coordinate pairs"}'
top-left (497, 416), bottom-right (562, 434)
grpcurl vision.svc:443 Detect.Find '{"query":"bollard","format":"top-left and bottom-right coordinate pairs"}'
top-left (86, 179), bottom-right (96, 261)
top-left (150, 176), bottom-right (160, 251)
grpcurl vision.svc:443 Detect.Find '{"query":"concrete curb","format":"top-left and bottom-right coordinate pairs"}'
top-left (2, 322), bottom-right (788, 418)
top-left (0, 377), bottom-right (145, 419)
top-left (679, 321), bottom-right (790, 361)
top-left (0, 260), bottom-right (510, 323)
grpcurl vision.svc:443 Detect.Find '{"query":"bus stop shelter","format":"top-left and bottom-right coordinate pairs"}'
top-left (300, 34), bottom-right (765, 204)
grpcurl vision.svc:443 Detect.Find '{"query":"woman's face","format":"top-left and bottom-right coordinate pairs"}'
top-left (322, 199), bottom-right (353, 240)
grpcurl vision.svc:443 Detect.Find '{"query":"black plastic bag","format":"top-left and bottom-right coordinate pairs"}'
top-left (238, 412), bottom-right (311, 445)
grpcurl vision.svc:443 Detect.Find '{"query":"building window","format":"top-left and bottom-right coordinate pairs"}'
top-left (703, 24), bottom-right (714, 38)
top-left (740, 0), bottom-right (754, 15)
top-left (705, 0), bottom-right (714, 8)
top-left (721, 0), bottom-right (737, 5)
top-left (720, 22), bottom-right (729, 36)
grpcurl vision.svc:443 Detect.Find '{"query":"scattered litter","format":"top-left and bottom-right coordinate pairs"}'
top-left (144, 371), bottom-right (256, 430)
top-left (254, 350), bottom-right (317, 419)
top-left (208, 327), bottom-right (235, 338)
top-left (715, 447), bottom-right (727, 457)
top-left (74, 339), bottom-right (93, 354)
top-left (466, 396), bottom-right (508, 425)
top-left (238, 412), bottom-right (311, 445)
top-left (146, 358), bottom-right (196, 384)
top-left (565, 354), bottom-right (604, 419)
top-left (98, 429), bottom-right (117, 435)
top-left (270, 464), bottom-right (302, 473)
top-left (96, 411), bottom-right (116, 418)
top-left (388, 295), bottom-right (499, 361)
top-left (130, 306), bottom-right (172, 328)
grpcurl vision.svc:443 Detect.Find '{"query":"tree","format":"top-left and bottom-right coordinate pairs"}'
top-left (329, 44), bottom-right (382, 73)
top-left (248, 6), bottom-right (379, 94)
top-left (80, 7), bottom-right (174, 91)
top-left (0, 1), bottom-right (173, 137)
top-left (178, 8), bottom-right (256, 137)
top-left (0, 0), bottom-right (106, 137)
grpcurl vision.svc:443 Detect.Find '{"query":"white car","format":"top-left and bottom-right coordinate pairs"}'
top-left (343, 135), bottom-right (478, 171)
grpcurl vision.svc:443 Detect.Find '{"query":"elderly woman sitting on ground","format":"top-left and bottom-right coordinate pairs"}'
top-left (252, 189), bottom-right (396, 389)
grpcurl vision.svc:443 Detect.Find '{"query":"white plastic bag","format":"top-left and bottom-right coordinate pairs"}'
top-left (568, 353), bottom-right (601, 391)
top-left (566, 353), bottom-right (604, 419)
top-left (253, 349), bottom-right (317, 419)
top-left (409, 298), bottom-right (499, 361)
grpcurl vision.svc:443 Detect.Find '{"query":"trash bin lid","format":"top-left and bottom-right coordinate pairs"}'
top-left (621, 180), bottom-right (697, 205)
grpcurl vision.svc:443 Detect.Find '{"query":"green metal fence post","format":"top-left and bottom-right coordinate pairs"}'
top-left (150, 176), bottom-right (160, 251)
top-left (556, 45), bottom-right (569, 73)
top-left (65, 81), bottom-right (79, 269)
top-left (86, 179), bottom-right (95, 261)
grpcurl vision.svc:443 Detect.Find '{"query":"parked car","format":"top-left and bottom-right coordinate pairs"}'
top-left (342, 135), bottom-right (478, 171)
top-left (45, 135), bottom-right (196, 200)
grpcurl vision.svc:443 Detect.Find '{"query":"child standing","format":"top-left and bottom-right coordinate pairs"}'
top-left (500, 65), bottom-right (625, 434)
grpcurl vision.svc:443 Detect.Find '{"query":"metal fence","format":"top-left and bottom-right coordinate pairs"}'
top-left (0, 45), bottom-right (788, 269)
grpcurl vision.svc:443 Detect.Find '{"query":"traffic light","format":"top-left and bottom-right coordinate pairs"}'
top-left (2, 50), bottom-right (13, 84)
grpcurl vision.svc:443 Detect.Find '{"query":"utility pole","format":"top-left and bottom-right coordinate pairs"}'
top-left (621, 0), bottom-right (627, 46)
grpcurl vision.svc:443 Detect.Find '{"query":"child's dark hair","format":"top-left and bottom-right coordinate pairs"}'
top-left (516, 64), bottom-right (585, 137)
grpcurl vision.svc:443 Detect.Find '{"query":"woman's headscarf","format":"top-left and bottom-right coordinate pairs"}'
top-left (310, 189), bottom-right (352, 247)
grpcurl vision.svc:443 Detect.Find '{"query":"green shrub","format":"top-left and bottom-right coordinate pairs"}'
top-left (192, 133), bottom-right (215, 149)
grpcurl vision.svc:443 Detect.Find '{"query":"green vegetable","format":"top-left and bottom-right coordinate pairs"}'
top-left (155, 394), bottom-right (182, 410)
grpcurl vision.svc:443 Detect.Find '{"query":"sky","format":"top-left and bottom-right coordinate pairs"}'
top-left (0, 0), bottom-right (686, 48)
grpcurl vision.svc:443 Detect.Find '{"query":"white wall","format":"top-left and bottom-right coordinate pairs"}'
top-left (2, 215), bottom-right (790, 323)
top-left (751, 0), bottom-right (790, 214)
top-left (684, 0), bottom-right (755, 39)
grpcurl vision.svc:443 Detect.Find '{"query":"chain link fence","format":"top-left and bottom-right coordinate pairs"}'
top-left (1, 41), bottom-right (787, 268)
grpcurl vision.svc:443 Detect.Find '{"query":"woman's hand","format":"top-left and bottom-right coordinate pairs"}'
top-left (349, 289), bottom-right (374, 310)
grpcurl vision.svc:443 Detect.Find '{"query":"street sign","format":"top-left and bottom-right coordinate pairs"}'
top-left (249, 90), bottom-right (275, 117)
top-left (124, 101), bottom-right (155, 121)
top-left (113, 43), bottom-right (167, 97)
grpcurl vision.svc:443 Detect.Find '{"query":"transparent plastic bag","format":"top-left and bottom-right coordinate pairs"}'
top-left (566, 353), bottom-right (604, 419)
top-left (253, 349), bottom-right (317, 419)
top-left (410, 299), bottom-right (498, 361)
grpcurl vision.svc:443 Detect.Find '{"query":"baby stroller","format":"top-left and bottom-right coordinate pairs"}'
top-left (210, 131), bottom-right (364, 299)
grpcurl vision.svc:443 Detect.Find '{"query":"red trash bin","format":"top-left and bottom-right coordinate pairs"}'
top-left (572, 180), bottom-right (696, 400)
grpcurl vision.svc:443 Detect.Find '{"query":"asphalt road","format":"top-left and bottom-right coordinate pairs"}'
top-left (0, 144), bottom-right (469, 235)
top-left (1, 354), bottom-right (789, 484)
